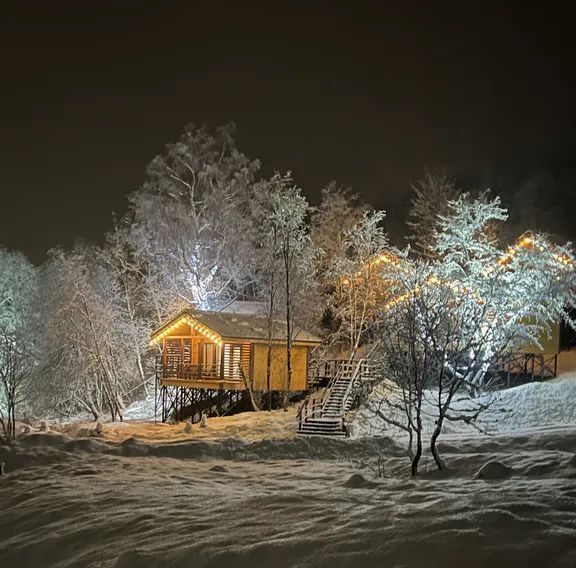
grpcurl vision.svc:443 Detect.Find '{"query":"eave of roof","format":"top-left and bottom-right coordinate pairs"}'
top-left (150, 309), bottom-right (322, 345)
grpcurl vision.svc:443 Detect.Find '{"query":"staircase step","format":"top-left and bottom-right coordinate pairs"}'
top-left (298, 360), bottom-right (368, 436)
top-left (298, 430), bottom-right (346, 437)
top-left (300, 418), bottom-right (341, 424)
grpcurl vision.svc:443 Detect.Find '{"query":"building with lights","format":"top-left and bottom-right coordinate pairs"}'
top-left (151, 309), bottom-right (321, 421)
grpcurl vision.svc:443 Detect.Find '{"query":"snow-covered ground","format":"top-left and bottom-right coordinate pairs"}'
top-left (1, 377), bottom-right (576, 567)
top-left (352, 372), bottom-right (576, 439)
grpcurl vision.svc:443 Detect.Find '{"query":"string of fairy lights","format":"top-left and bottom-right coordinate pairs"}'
top-left (346, 232), bottom-right (574, 311)
top-left (151, 314), bottom-right (223, 345)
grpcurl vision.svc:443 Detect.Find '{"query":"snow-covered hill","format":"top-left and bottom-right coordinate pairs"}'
top-left (352, 373), bottom-right (576, 439)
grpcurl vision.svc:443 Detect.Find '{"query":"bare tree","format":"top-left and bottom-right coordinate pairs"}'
top-left (311, 182), bottom-right (368, 277)
top-left (36, 245), bottom-right (144, 421)
top-left (251, 173), bottom-right (315, 406)
top-left (310, 182), bottom-right (369, 339)
top-left (102, 221), bottom-right (155, 392)
top-left (406, 169), bottom-right (460, 259)
top-left (251, 177), bottom-right (283, 409)
top-left (327, 210), bottom-right (390, 358)
top-left (0, 247), bottom-right (37, 443)
top-left (127, 123), bottom-right (260, 317)
top-left (0, 329), bottom-right (33, 444)
top-left (370, 263), bottom-right (432, 476)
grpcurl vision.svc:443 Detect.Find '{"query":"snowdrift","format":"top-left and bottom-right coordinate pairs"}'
top-left (1, 425), bottom-right (576, 567)
top-left (1, 378), bottom-right (576, 566)
top-left (352, 373), bottom-right (576, 439)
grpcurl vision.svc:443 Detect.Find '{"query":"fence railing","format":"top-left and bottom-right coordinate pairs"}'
top-left (489, 352), bottom-right (557, 388)
top-left (161, 362), bottom-right (226, 381)
top-left (308, 359), bottom-right (380, 387)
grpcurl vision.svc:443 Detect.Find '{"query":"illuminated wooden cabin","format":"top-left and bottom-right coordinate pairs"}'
top-left (151, 309), bottom-right (322, 421)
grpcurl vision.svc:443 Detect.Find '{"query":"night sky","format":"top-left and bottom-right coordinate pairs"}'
top-left (2, 1), bottom-right (576, 263)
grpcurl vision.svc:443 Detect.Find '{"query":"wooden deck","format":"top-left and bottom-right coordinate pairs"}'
top-left (160, 377), bottom-right (245, 390)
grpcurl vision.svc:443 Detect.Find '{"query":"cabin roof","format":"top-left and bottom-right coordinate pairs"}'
top-left (151, 309), bottom-right (322, 345)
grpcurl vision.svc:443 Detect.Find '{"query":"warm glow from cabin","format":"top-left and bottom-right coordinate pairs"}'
top-left (496, 232), bottom-right (574, 268)
top-left (152, 314), bottom-right (223, 345)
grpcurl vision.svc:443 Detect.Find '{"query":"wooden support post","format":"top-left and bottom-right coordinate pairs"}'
top-left (554, 354), bottom-right (558, 378)
top-left (220, 345), bottom-right (225, 380)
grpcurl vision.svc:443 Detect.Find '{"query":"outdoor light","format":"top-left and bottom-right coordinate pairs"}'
top-left (151, 314), bottom-right (223, 345)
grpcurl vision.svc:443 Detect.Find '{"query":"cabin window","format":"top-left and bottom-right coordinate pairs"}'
top-left (163, 337), bottom-right (192, 376)
top-left (222, 342), bottom-right (250, 380)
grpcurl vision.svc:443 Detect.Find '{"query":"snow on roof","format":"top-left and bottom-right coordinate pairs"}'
top-left (216, 300), bottom-right (267, 315)
top-left (151, 309), bottom-right (322, 344)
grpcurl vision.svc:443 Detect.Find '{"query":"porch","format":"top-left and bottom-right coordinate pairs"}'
top-left (158, 334), bottom-right (251, 389)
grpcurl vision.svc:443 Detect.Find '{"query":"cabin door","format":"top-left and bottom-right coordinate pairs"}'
top-left (200, 342), bottom-right (221, 377)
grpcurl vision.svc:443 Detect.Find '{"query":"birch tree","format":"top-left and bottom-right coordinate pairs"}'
top-left (0, 248), bottom-right (37, 443)
top-left (251, 177), bottom-right (283, 409)
top-left (251, 173), bottom-right (315, 404)
top-left (127, 123), bottom-right (260, 317)
top-left (328, 210), bottom-right (390, 357)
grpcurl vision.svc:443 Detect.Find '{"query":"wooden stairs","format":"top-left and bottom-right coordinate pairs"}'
top-left (297, 360), bottom-right (374, 437)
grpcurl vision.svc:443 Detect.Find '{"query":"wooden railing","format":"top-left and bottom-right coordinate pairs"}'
top-left (161, 362), bottom-right (232, 381)
top-left (298, 359), bottom-right (378, 430)
top-left (489, 352), bottom-right (557, 388)
top-left (308, 359), bottom-right (380, 387)
top-left (297, 396), bottom-right (324, 429)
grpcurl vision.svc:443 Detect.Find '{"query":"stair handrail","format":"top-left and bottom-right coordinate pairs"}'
top-left (319, 360), bottom-right (357, 415)
top-left (298, 360), bottom-right (347, 423)
top-left (338, 359), bottom-right (365, 418)
top-left (298, 358), bottom-right (373, 427)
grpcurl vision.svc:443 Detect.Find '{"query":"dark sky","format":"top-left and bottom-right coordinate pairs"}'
top-left (2, 1), bottom-right (576, 263)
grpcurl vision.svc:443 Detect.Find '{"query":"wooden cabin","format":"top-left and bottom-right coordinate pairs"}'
top-left (151, 309), bottom-right (322, 392)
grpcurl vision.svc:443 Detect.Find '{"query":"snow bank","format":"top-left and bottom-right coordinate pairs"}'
top-left (123, 392), bottom-right (156, 420)
top-left (353, 373), bottom-right (576, 439)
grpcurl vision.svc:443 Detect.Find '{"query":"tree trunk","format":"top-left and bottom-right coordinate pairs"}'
top-left (411, 431), bottom-right (422, 477)
top-left (430, 422), bottom-right (445, 470)
top-left (239, 364), bottom-right (260, 412)
top-left (266, 283), bottom-right (274, 412)
top-left (410, 394), bottom-right (424, 477)
top-left (284, 239), bottom-right (292, 408)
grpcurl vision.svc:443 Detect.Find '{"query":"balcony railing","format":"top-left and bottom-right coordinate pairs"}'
top-left (162, 362), bottom-right (225, 381)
